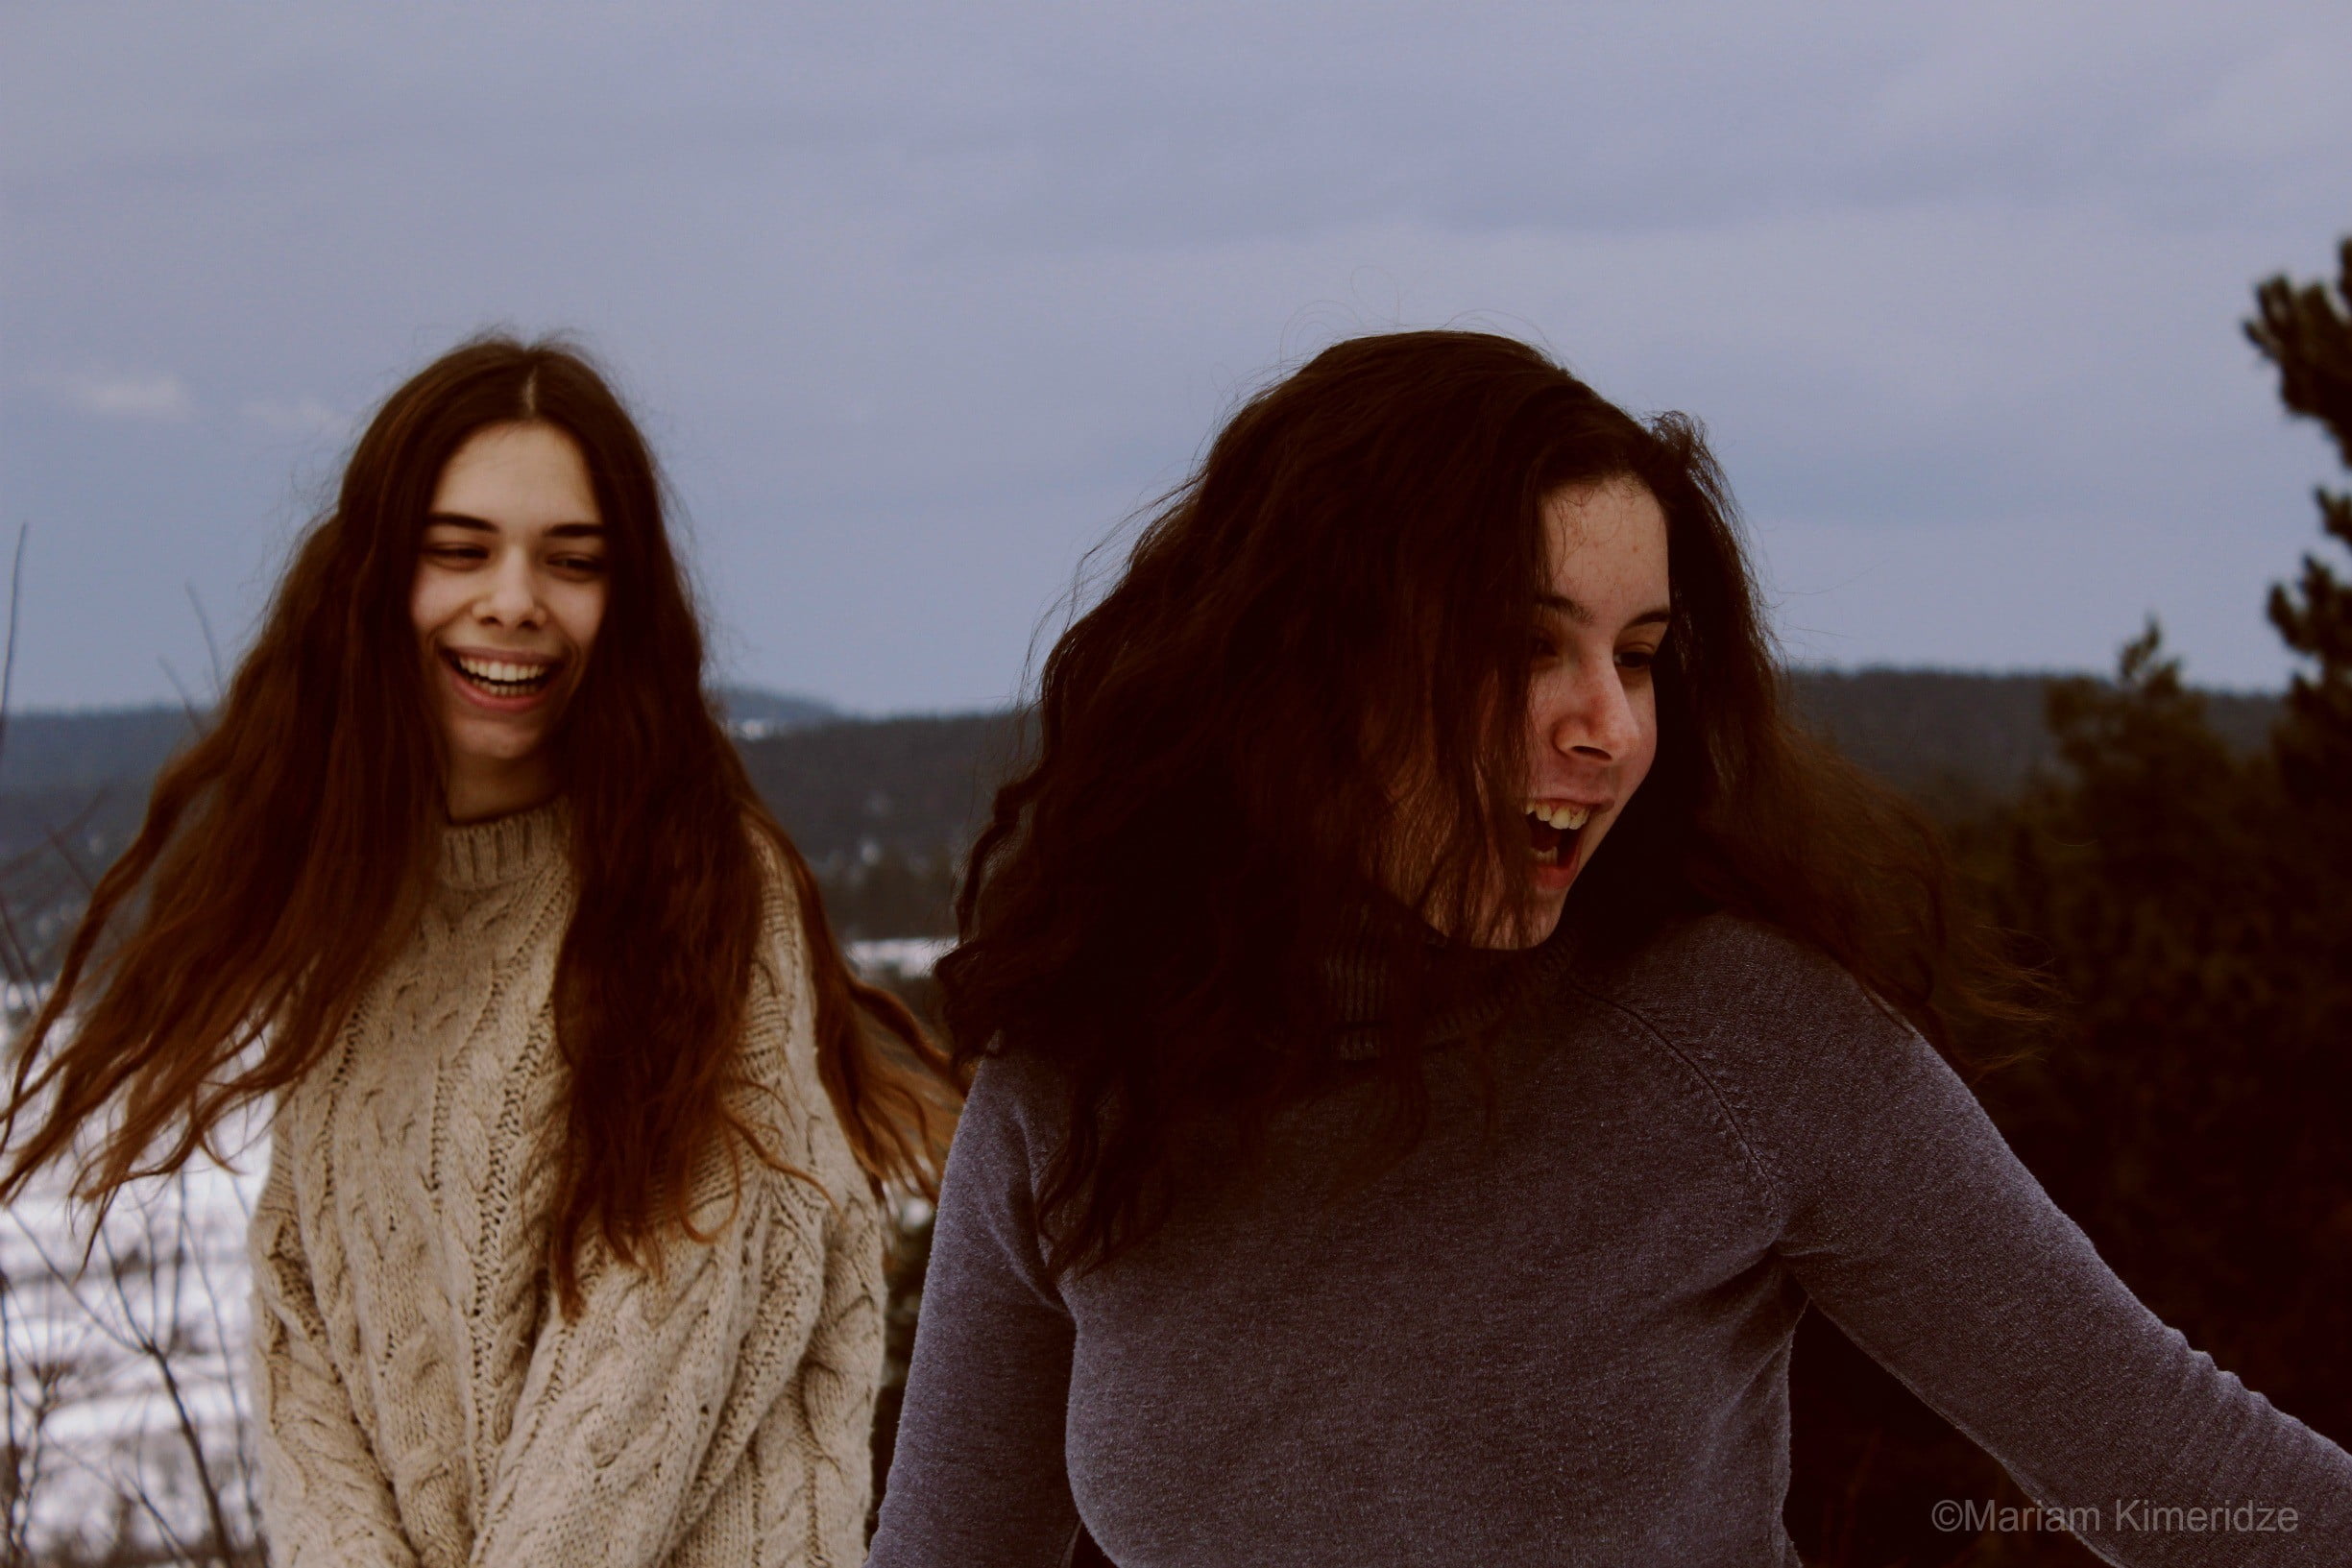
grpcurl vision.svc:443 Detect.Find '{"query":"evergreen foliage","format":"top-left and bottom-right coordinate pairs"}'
top-left (1789, 239), bottom-right (2352, 1567)
top-left (2248, 238), bottom-right (2352, 813)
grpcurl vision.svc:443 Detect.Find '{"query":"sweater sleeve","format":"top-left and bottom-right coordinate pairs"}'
top-left (247, 1128), bottom-right (423, 1568)
top-left (1678, 927), bottom-right (2352, 1567)
top-left (466, 1161), bottom-right (835, 1568)
top-left (865, 1054), bottom-right (1083, 1567)
top-left (464, 900), bottom-right (847, 1568)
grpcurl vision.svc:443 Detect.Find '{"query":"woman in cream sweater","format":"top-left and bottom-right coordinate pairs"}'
top-left (1, 336), bottom-right (958, 1567)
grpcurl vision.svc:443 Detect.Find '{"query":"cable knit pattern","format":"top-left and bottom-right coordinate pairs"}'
top-left (246, 801), bottom-right (884, 1568)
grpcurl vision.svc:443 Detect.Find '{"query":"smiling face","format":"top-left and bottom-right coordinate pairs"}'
top-left (1509, 476), bottom-right (1670, 943)
top-left (410, 421), bottom-right (609, 822)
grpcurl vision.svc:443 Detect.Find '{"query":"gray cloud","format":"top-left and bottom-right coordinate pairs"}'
top-left (37, 368), bottom-right (194, 422)
top-left (4, 0), bottom-right (2349, 710)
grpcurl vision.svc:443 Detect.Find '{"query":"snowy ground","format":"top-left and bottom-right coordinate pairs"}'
top-left (846, 937), bottom-right (955, 979)
top-left (3, 1100), bottom-right (270, 1563)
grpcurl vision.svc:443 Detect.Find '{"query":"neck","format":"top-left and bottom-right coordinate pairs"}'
top-left (444, 754), bottom-right (558, 824)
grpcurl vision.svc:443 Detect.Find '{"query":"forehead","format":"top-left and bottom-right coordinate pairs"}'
top-left (428, 422), bottom-right (598, 523)
top-left (1539, 479), bottom-right (1668, 601)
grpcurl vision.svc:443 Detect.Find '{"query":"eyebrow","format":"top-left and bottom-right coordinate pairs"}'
top-left (1539, 591), bottom-right (1672, 631)
top-left (424, 512), bottom-right (606, 538)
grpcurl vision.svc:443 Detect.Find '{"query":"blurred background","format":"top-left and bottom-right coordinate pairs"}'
top-left (6, 4), bottom-right (2350, 1564)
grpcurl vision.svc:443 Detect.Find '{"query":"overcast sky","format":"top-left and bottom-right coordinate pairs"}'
top-left (6, 2), bottom-right (2350, 712)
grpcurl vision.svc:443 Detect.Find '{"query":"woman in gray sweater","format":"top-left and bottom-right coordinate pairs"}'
top-left (867, 330), bottom-right (2352, 1566)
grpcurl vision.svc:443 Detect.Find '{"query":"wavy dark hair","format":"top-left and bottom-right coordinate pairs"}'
top-left (942, 328), bottom-right (2039, 1277)
top-left (1, 335), bottom-right (960, 1317)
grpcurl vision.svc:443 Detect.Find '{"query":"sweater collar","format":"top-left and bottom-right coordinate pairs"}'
top-left (1323, 895), bottom-right (1581, 1061)
top-left (438, 797), bottom-right (570, 890)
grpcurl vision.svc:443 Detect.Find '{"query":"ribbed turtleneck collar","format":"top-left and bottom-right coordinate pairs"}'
top-left (437, 797), bottom-right (570, 889)
top-left (1323, 895), bottom-right (1582, 1060)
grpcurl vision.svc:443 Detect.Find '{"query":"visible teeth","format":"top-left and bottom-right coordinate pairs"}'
top-left (453, 655), bottom-right (551, 686)
top-left (1524, 802), bottom-right (1593, 832)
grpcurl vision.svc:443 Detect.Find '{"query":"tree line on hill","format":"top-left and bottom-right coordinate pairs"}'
top-left (0, 673), bottom-right (2273, 958)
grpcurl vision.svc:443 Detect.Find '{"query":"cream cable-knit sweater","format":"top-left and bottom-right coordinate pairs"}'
top-left (245, 801), bottom-right (884, 1568)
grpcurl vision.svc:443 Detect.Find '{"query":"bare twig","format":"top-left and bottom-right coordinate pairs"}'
top-left (99, 1199), bottom-right (237, 1565)
top-left (41, 815), bottom-right (100, 898)
top-left (157, 660), bottom-right (204, 734)
top-left (0, 790), bottom-right (113, 989)
top-left (113, 1458), bottom-right (199, 1568)
top-left (3, 1264), bottom-right (29, 1568)
top-left (0, 523), bottom-right (26, 785)
top-left (0, 882), bottom-right (34, 994)
top-left (180, 1169), bottom-right (263, 1545)
top-left (8, 1179), bottom-right (255, 1566)
top-left (0, 785), bottom-right (106, 880)
top-left (0, 525), bottom-right (31, 989)
top-left (183, 586), bottom-right (225, 707)
top-left (3, 1264), bottom-right (87, 1568)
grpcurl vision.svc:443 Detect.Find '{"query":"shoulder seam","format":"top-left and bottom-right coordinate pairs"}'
top-left (1557, 975), bottom-right (1790, 1219)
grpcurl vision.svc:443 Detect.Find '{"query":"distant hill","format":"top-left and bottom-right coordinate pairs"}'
top-left (0, 687), bottom-right (837, 794)
top-left (746, 669), bottom-right (2285, 864)
top-left (0, 670), bottom-right (2287, 947)
top-left (0, 704), bottom-right (197, 795)
top-left (714, 686), bottom-right (838, 737)
top-left (1784, 668), bottom-right (2279, 819)
top-left (0, 688), bottom-right (847, 888)
top-left (735, 711), bottom-right (1023, 870)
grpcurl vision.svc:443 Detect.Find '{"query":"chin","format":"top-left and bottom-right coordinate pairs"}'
top-left (1477, 896), bottom-right (1566, 952)
top-left (449, 723), bottom-right (552, 765)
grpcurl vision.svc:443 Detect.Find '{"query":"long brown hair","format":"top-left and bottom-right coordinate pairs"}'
top-left (1, 335), bottom-right (960, 1316)
top-left (944, 328), bottom-right (2039, 1277)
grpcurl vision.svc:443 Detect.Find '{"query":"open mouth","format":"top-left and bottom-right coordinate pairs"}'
top-left (442, 648), bottom-right (560, 698)
top-left (1524, 800), bottom-right (1593, 868)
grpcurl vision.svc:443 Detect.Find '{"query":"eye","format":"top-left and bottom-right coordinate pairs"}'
top-left (550, 551), bottom-right (607, 575)
top-left (1616, 645), bottom-right (1659, 672)
top-left (424, 541), bottom-right (487, 564)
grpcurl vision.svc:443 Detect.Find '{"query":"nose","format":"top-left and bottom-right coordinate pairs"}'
top-left (1544, 660), bottom-right (1640, 763)
top-left (474, 549), bottom-right (545, 629)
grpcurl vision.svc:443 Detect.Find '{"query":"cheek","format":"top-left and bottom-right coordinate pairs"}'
top-left (561, 580), bottom-right (608, 656)
top-left (1521, 669), bottom-right (1570, 741)
top-left (410, 570), bottom-right (456, 648)
top-left (1623, 689), bottom-right (1661, 791)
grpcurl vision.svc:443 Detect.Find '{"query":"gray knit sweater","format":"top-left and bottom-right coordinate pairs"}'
top-left (866, 911), bottom-right (2352, 1566)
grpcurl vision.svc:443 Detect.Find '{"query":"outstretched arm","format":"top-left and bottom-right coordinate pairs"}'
top-left (1701, 939), bottom-right (2352, 1566)
top-left (247, 1131), bottom-right (422, 1568)
top-left (866, 1054), bottom-right (1082, 1567)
